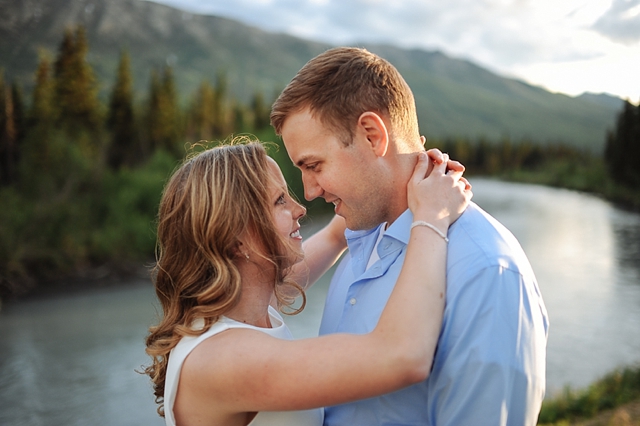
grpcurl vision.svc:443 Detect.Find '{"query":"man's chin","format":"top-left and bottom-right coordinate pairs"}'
top-left (336, 205), bottom-right (381, 231)
top-left (344, 218), bottom-right (373, 232)
top-left (346, 214), bottom-right (388, 232)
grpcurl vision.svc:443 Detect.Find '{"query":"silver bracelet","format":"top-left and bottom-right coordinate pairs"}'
top-left (410, 221), bottom-right (449, 243)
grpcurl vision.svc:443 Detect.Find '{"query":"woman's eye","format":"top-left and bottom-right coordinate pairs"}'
top-left (276, 194), bottom-right (286, 205)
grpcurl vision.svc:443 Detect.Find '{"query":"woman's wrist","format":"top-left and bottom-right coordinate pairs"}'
top-left (410, 220), bottom-right (449, 243)
top-left (410, 214), bottom-right (449, 234)
top-left (411, 213), bottom-right (449, 228)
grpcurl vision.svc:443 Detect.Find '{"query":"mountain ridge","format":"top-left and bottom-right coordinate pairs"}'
top-left (0, 0), bottom-right (621, 150)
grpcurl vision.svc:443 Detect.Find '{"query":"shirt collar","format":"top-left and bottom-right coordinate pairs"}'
top-left (344, 224), bottom-right (382, 246)
top-left (344, 208), bottom-right (413, 247)
top-left (384, 208), bottom-right (413, 245)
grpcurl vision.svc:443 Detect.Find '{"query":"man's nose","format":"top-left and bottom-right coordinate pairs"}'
top-left (302, 174), bottom-right (323, 201)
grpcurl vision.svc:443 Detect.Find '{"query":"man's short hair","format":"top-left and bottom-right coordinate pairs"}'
top-left (270, 47), bottom-right (420, 146)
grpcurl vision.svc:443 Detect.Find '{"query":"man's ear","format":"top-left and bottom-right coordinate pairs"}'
top-left (356, 111), bottom-right (389, 157)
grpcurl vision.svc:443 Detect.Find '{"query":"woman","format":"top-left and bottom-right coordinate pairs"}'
top-left (144, 140), bottom-right (471, 426)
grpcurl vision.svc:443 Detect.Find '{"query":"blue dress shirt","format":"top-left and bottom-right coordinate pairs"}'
top-left (319, 202), bottom-right (549, 426)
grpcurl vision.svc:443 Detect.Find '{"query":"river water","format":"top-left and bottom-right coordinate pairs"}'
top-left (1, 178), bottom-right (639, 425)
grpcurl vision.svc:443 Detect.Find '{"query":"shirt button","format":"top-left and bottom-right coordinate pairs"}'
top-left (349, 298), bottom-right (357, 306)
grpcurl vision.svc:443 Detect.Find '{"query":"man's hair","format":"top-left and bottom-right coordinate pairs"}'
top-left (271, 47), bottom-right (420, 145)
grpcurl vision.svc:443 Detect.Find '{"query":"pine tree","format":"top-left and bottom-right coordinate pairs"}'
top-left (106, 51), bottom-right (137, 169)
top-left (605, 101), bottom-right (640, 187)
top-left (250, 91), bottom-right (270, 131)
top-left (146, 69), bottom-right (163, 152)
top-left (212, 71), bottom-right (230, 138)
top-left (53, 26), bottom-right (101, 136)
top-left (23, 55), bottom-right (56, 178)
top-left (9, 84), bottom-right (25, 183)
top-left (188, 80), bottom-right (215, 141)
top-left (0, 73), bottom-right (9, 185)
top-left (231, 101), bottom-right (248, 134)
top-left (146, 66), bottom-right (181, 156)
top-left (30, 54), bottom-right (56, 128)
top-left (161, 66), bottom-right (182, 151)
top-left (0, 76), bottom-right (25, 186)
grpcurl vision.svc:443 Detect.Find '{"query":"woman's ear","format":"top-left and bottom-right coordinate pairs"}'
top-left (356, 111), bottom-right (389, 157)
top-left (235, 241), bottom-right (250, 261)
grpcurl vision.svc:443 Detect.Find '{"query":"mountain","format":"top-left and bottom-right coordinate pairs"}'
top-left (0, 0), bottom-right (621, 151)
top-left (577, 92), bottom-right (626, 110)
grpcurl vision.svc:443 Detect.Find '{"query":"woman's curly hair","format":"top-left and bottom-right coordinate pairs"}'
top-left (143, 139), bottom-right (305, 416)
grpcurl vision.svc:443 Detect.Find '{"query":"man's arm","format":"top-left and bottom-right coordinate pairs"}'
top-left (431, 266), bottom-right (549, 426)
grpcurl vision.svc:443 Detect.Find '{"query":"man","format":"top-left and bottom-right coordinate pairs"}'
top-left (271, 47), bottom-right (549, 426)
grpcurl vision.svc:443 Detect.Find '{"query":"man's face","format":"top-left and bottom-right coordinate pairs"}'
top-left (280, 108), bottom-right (390, 231)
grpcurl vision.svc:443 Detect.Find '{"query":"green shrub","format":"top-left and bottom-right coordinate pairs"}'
top-left (538, 365), bottom-right (640, 424)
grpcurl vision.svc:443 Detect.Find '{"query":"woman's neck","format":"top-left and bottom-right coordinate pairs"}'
top-left (225, 261), bottom-right (276, 328)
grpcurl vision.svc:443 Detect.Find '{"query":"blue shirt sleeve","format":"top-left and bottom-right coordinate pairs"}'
top-left (428, 264), bottom-right (549, 426)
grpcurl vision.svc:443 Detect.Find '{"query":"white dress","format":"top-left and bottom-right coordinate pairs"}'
top-left (164, 306), bottom-right (323, 426)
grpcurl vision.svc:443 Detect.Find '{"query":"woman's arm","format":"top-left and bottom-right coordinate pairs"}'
top-left (182, 153), bottom-right (471, 417)
top-left (287, 214), bottom-right (347, 291)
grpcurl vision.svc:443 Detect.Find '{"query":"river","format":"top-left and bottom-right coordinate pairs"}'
top-left (1, 178), bottom-right (639, 425)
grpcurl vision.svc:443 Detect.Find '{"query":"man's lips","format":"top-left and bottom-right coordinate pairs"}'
top-left (331, 199), bottom-right (342, 215)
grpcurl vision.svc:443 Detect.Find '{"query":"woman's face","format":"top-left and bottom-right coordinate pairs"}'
top-left (266, 158), bottom-right (306, 264)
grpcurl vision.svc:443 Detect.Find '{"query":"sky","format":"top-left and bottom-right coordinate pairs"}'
top-left (148, 0), bottom-right (640, 102)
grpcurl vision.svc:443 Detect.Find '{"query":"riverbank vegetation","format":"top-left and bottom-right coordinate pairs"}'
top-left (433, 113), bottom-right (640, 213)
top-left (538, 364), bottom-right (640, 425)
top-left (0, 26), bottom-right (283, 297)
top-left (1, 25), bottom-right (639, 298)
top-left (1, 24), bottom-right (639, 425)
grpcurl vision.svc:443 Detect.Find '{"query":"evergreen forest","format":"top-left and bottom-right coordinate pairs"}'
top-left (0, 25), bottom-right (638, 298)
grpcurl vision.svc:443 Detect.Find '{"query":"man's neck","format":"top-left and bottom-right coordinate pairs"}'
top-left (383, 149), bottom-right (422, 226)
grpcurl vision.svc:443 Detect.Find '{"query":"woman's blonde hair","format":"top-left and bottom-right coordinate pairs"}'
top-left (144, 138), bottom-right (305, 416)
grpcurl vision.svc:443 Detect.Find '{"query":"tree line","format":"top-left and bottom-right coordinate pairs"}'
top-left (0, 26), bottom-right (275, 297)
top-left (605, 100), bottom-right (640, 189)
top-left (428, 99), bottom-right (639, 210)
top-left (0, 26), bottom-right (275, 183)
top-left (0, 25), bottom-right (637, 297)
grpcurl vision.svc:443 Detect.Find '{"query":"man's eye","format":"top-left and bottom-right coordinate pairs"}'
top-left (306, 164), bottom-right (317, 171)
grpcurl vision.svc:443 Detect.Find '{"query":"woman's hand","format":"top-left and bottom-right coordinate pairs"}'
top-left (408, 151), bottom-right (472, 231)
top-left (424, 148), bottom-right (470, 190)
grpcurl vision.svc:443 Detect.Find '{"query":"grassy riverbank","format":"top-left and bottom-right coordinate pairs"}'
top-left (499, 157), bottom-right (640, 213)
top-left (538, 365), bottom-right (640, 425)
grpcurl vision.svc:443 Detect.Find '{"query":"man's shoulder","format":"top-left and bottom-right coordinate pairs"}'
top-left (447, 202), bottom-right (532, 275)
top-left (449, 201), bottom-right (511, 246)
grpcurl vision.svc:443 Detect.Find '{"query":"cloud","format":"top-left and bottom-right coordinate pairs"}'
top-left (592, 0), bottom-right (640, 44)
top-left (149, 0), bottom-right (601, 67)
top-left (146, 0), bottom-right (639, 100)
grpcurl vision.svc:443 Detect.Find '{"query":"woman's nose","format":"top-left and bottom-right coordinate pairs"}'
top-left (296, 202), bottom-right (307, 219)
